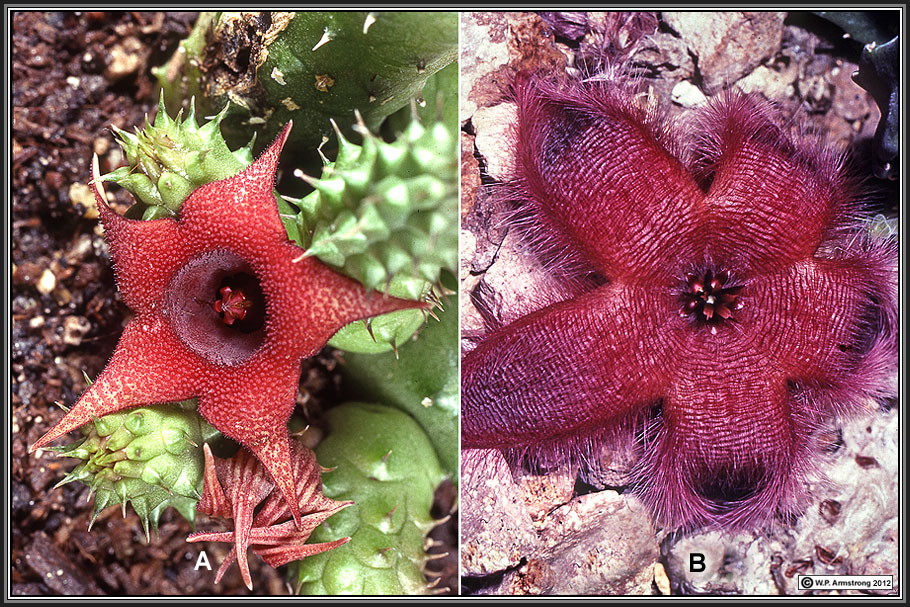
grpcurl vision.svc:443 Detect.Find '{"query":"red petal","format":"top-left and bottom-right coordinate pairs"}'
top-left (695, 93), bottom-right (859, 273)
top-left (750, 240), bottom-right (898, 390)
top-left (643, 336), bottom-right (809, 528)
top-left (30, 314), bottom-right (199, 452)
top-left (463, 283), bottom-right (677, 449)
top-left (91, 156), bottom-right (184, 310)
top-left (179, 122), bottom-right (293, 247)
top-left (510, 74), bottom-right (705, 283)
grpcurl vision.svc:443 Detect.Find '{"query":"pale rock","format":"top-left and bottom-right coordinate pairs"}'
top-left (460, 13), bottom-right (512, 121)
top-left (536, 490), bottom-right (660, 594)
top-left (472, 102), bottom-right (517, 181)
top-left (735, 64), bottom-right (798, 101)
top-left (460, 449), bottom-right (539, 577)
top-left (662, 12), bottom-right (785, 94)
top-left (671, 80), bottom-right (707, 108)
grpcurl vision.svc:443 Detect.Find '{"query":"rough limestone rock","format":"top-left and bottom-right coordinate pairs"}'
top-left (662, 12), bottom-right (786, 94)
top-left (461, 450), bottom-right (538, 576)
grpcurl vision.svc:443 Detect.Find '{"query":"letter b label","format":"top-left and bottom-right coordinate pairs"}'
top-left (689, 553), bottom-right (706, 572)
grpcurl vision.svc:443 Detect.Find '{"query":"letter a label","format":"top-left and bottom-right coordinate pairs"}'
top-left (195, 550), bottom-right (211, 571)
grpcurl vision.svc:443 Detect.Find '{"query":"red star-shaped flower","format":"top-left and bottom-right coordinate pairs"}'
top-left (462, 74), bottom-right (898, 529)
top-left (187, 441), bottom-right (350, 590)
top-left (31, 123), bottom-right (423, 524)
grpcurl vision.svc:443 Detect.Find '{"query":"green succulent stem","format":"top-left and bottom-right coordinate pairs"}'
top-left (50, 400), bottom-right (215, 539)
top-left (292, 402), bottom-right (445, 595)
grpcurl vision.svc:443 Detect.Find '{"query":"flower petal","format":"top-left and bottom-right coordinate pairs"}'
top-left (748, 238), bottom-right (898, 408)
top-left (196, 443), bottom-right (231, 519)
top-left (509, 74), bottom-right (705, 283)
top-left (179, 122), bottom-right (293, 247)
top-left (91, 155), bottom-right (184, 310)
top-left (462, 283), bottom-right (676, 449)
top-left (644, 340), bottom-right (812, 528)
top-left (251, 441), bottom-right (349, 527)
top-left (255, 537), bottom-right (350, 569)
top-left (694, 93), bottom-right (860, 273)
top-left (31, 314), bottom-right (199, 452)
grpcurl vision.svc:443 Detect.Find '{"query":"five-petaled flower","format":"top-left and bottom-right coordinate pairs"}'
top-left (462, 73), bottom-right (898, 529)
top-left (30, 122), bottom-right (423, 525)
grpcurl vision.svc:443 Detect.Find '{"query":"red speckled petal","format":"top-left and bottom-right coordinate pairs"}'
top-left (694, 93), bottom-right (859, 273)
top-left (38, 123), bottom-right (431, 529)
top-left (236, 430), bottom-right (302, 529)
top-left (179, 122), bottom-right (292, 248)
top-left (462, 283), bottom-right (677, 449)
top-left (266, 252), bottom-right (427, 357)
top-left (30, 314), bottom-right (199, 452)
top-left (511, 74), bottom-right (705, 283)
top-left (91, 156), bottom-right (185, 310)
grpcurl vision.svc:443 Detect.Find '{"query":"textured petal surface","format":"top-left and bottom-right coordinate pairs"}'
top-left (463, 283), bottom-right (677, 448)
top-left (91, 157), bottom-right (184, 310)
top-left (31, 315), bottom-right (199, 451)
top-left (695, 93), bottom-right (858, 273)
top-left (641, 330), bottom-right (816, 530)
top-left (511, 75), bottom-right (705, 283)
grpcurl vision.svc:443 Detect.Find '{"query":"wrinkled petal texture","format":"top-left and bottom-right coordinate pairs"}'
top-left (463, 74), bottom-right (898, 529)
top-left (32, 122), bottom-right (424, 526)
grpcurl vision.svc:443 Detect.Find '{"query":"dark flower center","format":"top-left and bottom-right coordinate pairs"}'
top-left (679, 268), bottom-right (742, 333)
top-left (166, 250), bottom-right (267, 365)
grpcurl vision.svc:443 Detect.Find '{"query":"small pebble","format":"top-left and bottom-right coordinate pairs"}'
top-left (36, 269), bottom-right (56, 295)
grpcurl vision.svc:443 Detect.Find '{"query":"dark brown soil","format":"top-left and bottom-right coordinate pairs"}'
top-left (10, 10), bottom-right (456, 596)
top-left (10, 10), bottom-right (278, 596)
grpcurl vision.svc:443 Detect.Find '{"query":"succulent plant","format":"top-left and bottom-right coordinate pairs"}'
top-left (97, 94), bottom-right (308, 242)
top-left (292, 402), bottom-right (446, 595)
top-left (32, 10), bottom-right (458, 595)
top-left (341, 288), bottom-right (459, 478)
top-left (99, 96), bottom-right (251, 218)
top-left (155, 11), bottom-right (458, 156)
top-left (50, 400), bottom-right (213, 539)
top-left (292, 108), bottom-right (457, 353)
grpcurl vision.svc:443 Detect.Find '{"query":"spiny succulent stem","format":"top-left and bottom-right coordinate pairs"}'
top-left (312, 28), bottom-right (332, 51)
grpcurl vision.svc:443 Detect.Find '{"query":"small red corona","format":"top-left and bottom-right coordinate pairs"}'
top-left (214, 286), bottom-right (252, 326)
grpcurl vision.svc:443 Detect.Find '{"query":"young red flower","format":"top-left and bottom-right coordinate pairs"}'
top-left (187, 441), bottom-right (350, 591)
top-left (462, 73), bottom-right (898, 529)
top-left (30, 122), bottom-right (424, 525)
